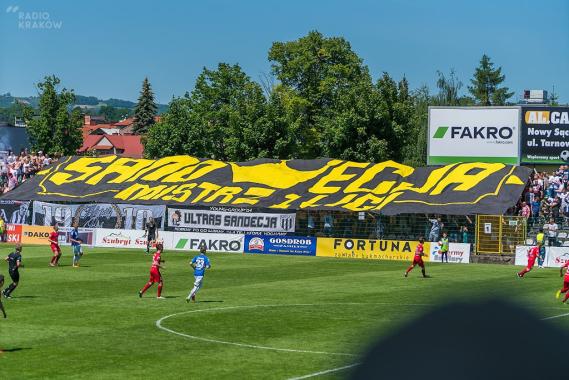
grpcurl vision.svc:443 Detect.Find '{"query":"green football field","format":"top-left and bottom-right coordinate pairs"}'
top-left (1, 245), bottom-right (569, 379)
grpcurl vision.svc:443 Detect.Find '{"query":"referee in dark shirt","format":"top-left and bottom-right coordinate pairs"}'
top-left (3, 244), bottom-right (22, 299)
top-left (144, 217), bottom-right (159, 254)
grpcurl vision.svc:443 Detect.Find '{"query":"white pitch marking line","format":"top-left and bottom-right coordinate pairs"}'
top-left (286, 363), bottom-right (361, 380)
top-left (156, 302), bottom-right (569, 380)
top-left (541, 312), bottom-right (569, 320)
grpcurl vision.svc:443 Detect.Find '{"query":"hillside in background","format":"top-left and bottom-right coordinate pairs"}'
top-left (0, 93), bottom-right (168, 114)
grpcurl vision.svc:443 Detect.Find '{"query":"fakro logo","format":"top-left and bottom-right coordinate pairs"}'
top-left (433, 125), bottom-right (513, 140)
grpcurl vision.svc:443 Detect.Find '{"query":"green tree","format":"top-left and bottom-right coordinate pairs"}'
top-left (468, 54), bottom-right (513, 106)
top-left (268, 30), bottom-right (371, 158)
top-left (27, 75), bottom-right (83, 155)
top-left (132, 77), bottom-right (157, 134)
top-left (144, 64), bottom-right (270, 160)
top-left (98, 105), bottom-right (132, 122)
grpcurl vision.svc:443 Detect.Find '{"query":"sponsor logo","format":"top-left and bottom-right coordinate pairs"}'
top-left (248, 237), bottom-right (264, 251)
top-left (333, 239), bottom-right (413, 253)
top-left (23, 231), bottom-right (50, 238)
top-left (175, 238), bottom-right (242, 252)
top-left (269, 237), bottom-right (312, 245)
top-left (525, 110), bottom-right (569, 125)
top-left (433, 125), bottom-right (513, 140)
top-left (101, 233), bottom-right (131, 246)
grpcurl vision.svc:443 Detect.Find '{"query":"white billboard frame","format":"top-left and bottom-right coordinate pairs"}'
top-left (427, 106), bottom-right (522, 166)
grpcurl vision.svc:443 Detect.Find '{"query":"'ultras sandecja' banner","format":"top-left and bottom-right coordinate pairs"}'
top-left (167, 206), bottom-right (295, 234)
top-left (521, 106), bottom-right (569, 164)
top-left (2, 155), bottom-right (531, 215)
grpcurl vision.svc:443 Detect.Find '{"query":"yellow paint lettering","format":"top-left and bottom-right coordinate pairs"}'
top-left (204, 186), bottom-right (243, 204)
top-left (163, 160), bottom-right (226, 183)
top-left (430, 163), bottom-right (505, 195)
top-left (162, 184), bottom-right (197, 203)
top-left (49, 156), bottom-right (115, 185)
top-left (86, 158), bottom-right (153, 185)
top-left (232, 187), bottom-right (275, 205)
top-left (191, 182), bottom-right (221, 203)
top-left (309, 162), bottom-right (368, 194)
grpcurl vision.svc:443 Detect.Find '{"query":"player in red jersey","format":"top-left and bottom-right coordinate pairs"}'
top-left (138, 242), bottom-right (165, 299)
top-left (48, 225), bottom-right (62, 267)
top-left (556, 261), bottom-right (569, 302)
top-left (404, 237), bottom-right (427, 278)
top-left (517, 245), bottom-right (540, 278)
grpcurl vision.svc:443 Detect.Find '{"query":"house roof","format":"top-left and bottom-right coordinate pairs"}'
top-left (78, 134), bottom-right (144, 158)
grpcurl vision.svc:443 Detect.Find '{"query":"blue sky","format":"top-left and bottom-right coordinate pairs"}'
top-left (1, 0), bottom-right (568, 104)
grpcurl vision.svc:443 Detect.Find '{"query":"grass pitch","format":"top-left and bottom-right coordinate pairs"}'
top-left (1, 245), bottom-right (568, 379)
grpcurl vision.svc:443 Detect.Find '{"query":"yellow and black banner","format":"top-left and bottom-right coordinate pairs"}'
top-left (317, 238), bottom-right (430, 261)
top-left (2, 155), bottom-right (530, 214)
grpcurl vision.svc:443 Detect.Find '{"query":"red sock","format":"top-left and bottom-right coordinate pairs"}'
top-left (563, 293), bottom-right (569, 303)
top-left (406, 265), bottom-right (414, 274)
top-left (561, 286), bottom-right (569, 294)
top-left (50, 256), bottom-right (57, 264)
top-left (140, 282), bottom-right (152, 294)
top-left (157, 283), bottom-right (163, 297)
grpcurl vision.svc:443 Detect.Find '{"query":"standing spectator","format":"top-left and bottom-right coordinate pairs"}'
top-left (543, 218), bottom-right (558, 247)
top-left (307, 212), bottom-right (315, 236)
top-left (519, 202), bottom-right (531, 219)
top-left (323, 213), bottom-right (333, 236)
top-left (427, 215), bottom-right (443, 242)
top-left (0, 216), bottom-right (5, 243)
top-left (531, 196), bottom-right (541, 221)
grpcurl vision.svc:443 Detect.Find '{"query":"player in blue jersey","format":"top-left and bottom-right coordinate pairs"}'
top-left (70, 221), bottom-right (83, 268)
top-left (186, 242), bottom-right (211, 303)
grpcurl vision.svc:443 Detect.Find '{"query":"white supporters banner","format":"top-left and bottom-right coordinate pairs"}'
top-left (169, 232), bottom-right (244, 253)
top-left (429, 242), bottom-right (471, 263)
top-left (515, 246), bottom-right (569, 268)
top-left (167, 206), bottom-right (295, 234)
top-left (95, 228), bottom-right (174, 250)
top-left (428, 107), bottom-right (520, 165)
top-left (32, 201), bottom-right (165, 229)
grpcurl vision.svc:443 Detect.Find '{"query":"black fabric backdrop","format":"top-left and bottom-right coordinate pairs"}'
top-left (1, 156), bottom-right (531, 215)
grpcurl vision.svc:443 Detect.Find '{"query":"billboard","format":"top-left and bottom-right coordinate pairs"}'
top-left (520, 107), bottom-right (569, 164)
top-left (167, 206), bottom-right (295, 235)
top-left (244, 235), bottom-right (316, 256)
top-left (428, 107), bottom-right (520, 165)
top-left (32, 201), bottom-right (165, 229)
top-left (170, 232), bottom-right (244, 253)
top-left (316, 238), bottom-right (430, 261)
top-left (429, 242), bottom-right (471, 263)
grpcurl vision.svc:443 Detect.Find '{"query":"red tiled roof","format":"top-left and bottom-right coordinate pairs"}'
top-left (113, 117), bottom-right (134, 127)
top-left (78, 135), bottom-right (144, 158)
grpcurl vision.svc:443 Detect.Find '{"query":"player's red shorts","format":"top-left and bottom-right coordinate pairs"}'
top-left (51, 244), bottom-right (61, 254)
top-left (149, 267), bottom-right (162, 283)
top-left (412, 256), bottom-right (424, 268)
top-left (527, 258), bottom-right (536, 269)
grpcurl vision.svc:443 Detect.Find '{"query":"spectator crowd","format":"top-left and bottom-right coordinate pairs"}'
top-left (518, 165), bottom-right (569, 223)
top-left (0, 150), bottom-right (58, 195)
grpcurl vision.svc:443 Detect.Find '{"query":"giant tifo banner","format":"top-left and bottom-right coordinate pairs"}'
top-left (167, 206), bottom-right (295, 234)
top-left (0, 200), bottom-right (31, 225)
top-left (316, 238), bottom-right (430, 261)
top-left (428, 107), bottom-right (520, 165)
top-left (32, 201), bottom-right (165, 229)
top-left (520, 107), bottom-right (569, 164)
top-left (1, 155), bottom-right (531, 215)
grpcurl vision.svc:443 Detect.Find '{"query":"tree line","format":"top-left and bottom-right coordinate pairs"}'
top-left (19, 31), bottom-right (519, 164)
top-left (143, 31), bottom-right (514, 166)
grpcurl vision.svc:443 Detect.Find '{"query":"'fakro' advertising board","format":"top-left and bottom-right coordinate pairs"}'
top-left (428, 107), bottom-right (520, 165)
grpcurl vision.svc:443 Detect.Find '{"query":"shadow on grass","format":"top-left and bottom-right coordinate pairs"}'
top-left (0, 347), bottom-right (32, 353)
